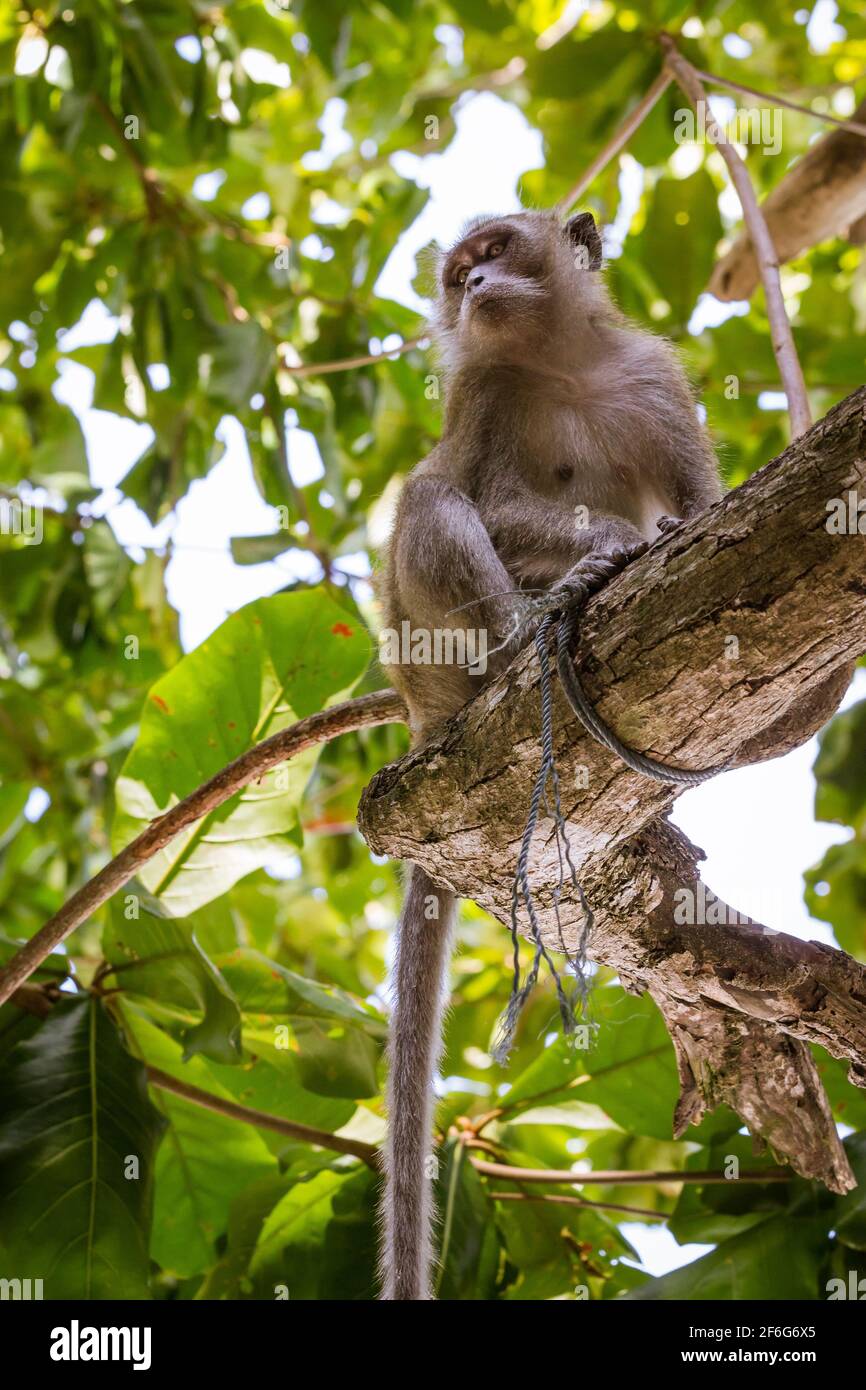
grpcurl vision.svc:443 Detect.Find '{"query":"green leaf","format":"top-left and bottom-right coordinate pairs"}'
top-left (578, 987), bottom-right (679, 1140)
top-left (834, 1132), bottom-right (866, 1251)
top-left (219, 949), bottom-right (385, 1099)
top-left (623, 1213), bottom-right (825, 1300)
top-left (122, 1009), bottom-right (278, 1278)
top-left (434, 1138), bottom-right (499, 1300)
top-left (0, 997), bottom-right (164, 1299)
top-left (248, 1166), bottom-right (378, 1299)
top-left (813, 700), bottom-right (866, 828)
top-left (103, 897), bottom-right (242, 1064)
top-left (112, 589), bottom-right (371, 915)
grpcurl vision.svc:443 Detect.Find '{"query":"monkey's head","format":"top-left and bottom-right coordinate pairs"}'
top-left (433, 209), bottom-right (607, 366)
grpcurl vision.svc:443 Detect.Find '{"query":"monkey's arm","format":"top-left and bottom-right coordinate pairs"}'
top-left (391, 475), bottom-right (530, 639)
top-left (484, 490), bottom-right (645, 590)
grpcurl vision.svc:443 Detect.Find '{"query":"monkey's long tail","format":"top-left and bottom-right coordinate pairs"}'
top-left (379, 864), bottom-right (456, 1301)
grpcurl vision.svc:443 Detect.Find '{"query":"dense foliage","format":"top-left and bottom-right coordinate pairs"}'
top-left (1, 0), bottom-right (865, 1300)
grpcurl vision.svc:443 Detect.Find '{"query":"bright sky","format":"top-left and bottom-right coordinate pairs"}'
top-left (42, 7), bottom-right (859, 1277)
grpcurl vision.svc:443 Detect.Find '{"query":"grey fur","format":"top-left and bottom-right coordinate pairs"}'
top-left (379, 868), bottom-right (455, 1300)
top-left (377, 209), bottom-right (722, 1299)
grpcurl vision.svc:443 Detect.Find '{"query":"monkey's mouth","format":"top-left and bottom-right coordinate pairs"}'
top-left (464, 282), bottom-right (545, 323)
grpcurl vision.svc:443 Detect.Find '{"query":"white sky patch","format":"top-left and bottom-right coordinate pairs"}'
top-left (758, 390), bottom-right (788, 410)
top-left (240, 47), bottom-right (290, 87)
top-left (14, 34), bottom-right (47, 75)
top-left (620, 1223), bottom-right (714, 1278)
top-left (24, 788), bottom-right (51, 822)
top-left (688, 293), bottom-right (749, 334)
top-left (241, 191), bottom-right (271, 220)
top-left (286, 424), bottom-right (325, 486)
top-left (722, 33), bottom-right (753, 59)
top-left (192, 169), bottom-right (227, 202)
top-left (164, 417), bottom-right (302, 649)
top-left (56, 299), bottom-right (118, 351)
top-left (807, 0), bottom-right (846, 53)
top-left (672, 670), bottom-right (865, 946)
top-left (301, 97), bottom-right (352, 171)
top-left (175, 35), bottom-right (202, 63)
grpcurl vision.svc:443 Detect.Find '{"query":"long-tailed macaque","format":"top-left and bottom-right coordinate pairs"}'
top-left (379, 209), bottom-right (722, 1299)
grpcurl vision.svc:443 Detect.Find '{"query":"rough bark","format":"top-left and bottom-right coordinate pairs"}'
top-left (708, 97), bottom-right (866, 301)
top-left (358, 388), bottom-right (866, 1192)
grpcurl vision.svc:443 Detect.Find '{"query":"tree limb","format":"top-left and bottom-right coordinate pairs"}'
top-left (145, 1065), bottom-right (380, 1167)
top-left (557, 68), bottom-right (673, 212)
top-left (0, 688), bottom-right (407, 1007)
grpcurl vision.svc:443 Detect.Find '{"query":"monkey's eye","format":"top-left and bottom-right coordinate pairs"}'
top-left (455, 266), bottom-right (470, 286)
top-left (487, 242), bottom-right (505, 258)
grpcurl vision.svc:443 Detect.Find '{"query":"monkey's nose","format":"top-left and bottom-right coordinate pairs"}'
top-left (467, 270), bottom-right (485, 290)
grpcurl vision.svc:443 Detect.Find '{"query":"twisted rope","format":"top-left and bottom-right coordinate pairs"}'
top-left (495, 549), bottom-right (725, 1058)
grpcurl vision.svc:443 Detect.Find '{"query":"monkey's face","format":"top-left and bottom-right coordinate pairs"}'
top-left (434, 211), bottom-right (605, 360)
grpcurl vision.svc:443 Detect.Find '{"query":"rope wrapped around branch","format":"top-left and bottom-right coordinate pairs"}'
top-left (495, 557), bottom-right (725, 1057)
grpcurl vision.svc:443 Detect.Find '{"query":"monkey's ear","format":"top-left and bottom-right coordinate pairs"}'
top-left (565, 212), bottom-right (603, 271)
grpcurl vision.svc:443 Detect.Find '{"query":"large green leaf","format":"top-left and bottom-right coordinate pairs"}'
top-left (219, 949), bottom-right (386, 1099)
top-left (623, 1214), bottom-right (826, 1301)
top-left (577, 987), bottom-right (680, 1140)
top-left (248, 1166), bottom-right (378, 1299)
top-left (103, 896), bottom-right (242, 1064)
top-left (834, 1132), bottom-right (866, 1251)
top-left (0, 997), bottom-right (164, 1299)
top-left (122, 1009), bottom-right (278, 1277)
top-left (112, 589), bottom-right (371, 915)
top-left (434, 1138), bottom-right (500, 1300)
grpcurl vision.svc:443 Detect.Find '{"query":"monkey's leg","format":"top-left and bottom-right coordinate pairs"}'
top-left (390, 477), bottom-right (536, 726)
top-left (393, 476), bottom-right (529, 642)
top-left (380, 866), bottom-right (455, 1301)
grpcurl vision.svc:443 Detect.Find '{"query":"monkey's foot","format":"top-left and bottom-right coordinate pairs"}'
top-left (655, 514), bottom-right (683, 537)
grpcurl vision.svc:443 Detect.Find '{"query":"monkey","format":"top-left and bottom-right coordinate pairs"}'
top-left (377, 208), bottom-right (722, 1300)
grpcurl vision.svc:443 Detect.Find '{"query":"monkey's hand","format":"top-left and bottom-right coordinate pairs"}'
top-left (550, 541), bottom-right (648, 608)
top-left (655, 514), bottom-right (682, 537)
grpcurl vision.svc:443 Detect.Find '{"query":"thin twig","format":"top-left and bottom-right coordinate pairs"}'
top-left (0, 689), bottom-right (407, 1006)
top-left (557, 69), bottom-right (673, 212)
top-left (489, 1192), bottom-right (667, 1220)
top-left (470, 1156), bottom-right (792, 1185)
top-left (694, 68), bottom-right (866, 140)
top-left (279, 335), bottom-right (426, 378)
top-left (146, 1066), bottom-right (380, 1167)
top-left (660, 35), bottom-right (812, 438)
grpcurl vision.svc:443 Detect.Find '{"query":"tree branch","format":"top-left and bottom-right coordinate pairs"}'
top-left (280, 336), bottom-right (426, 378)
top-left (145, 1066), bottom-right (380, 1167)
top-left (470, 1157), bottom-right (792, 1185)
top-left (660, 34), bottom-right (812, 438)
top-left (0, 689), bottom-right (407, 1007)
top-left (557, 68), bottom-right (673, 212)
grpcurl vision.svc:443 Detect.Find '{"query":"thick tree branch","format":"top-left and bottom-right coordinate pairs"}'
top-left (0, 689), bottom-right (407, 1006)
top-left (359, 390), bottom-right (865, 878)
